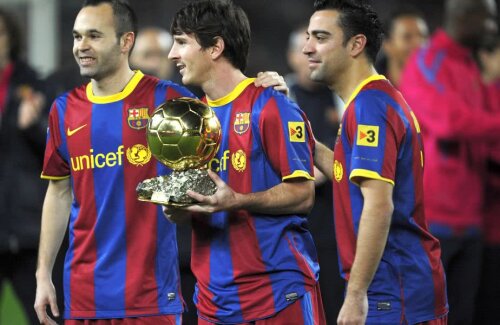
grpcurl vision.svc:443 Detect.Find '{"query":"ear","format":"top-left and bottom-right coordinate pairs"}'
top-left (349, 34), bottom-right (367, 58)
top-left (210, 36), bottom-right (225, 60)
top-left (121, 32), bottom-right (135, 54)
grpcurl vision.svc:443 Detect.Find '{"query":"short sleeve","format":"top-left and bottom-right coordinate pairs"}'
top-left (348, 92), bottom-right (403, 186)
top-left (41, 99), bottom-right (70, 180)
top-left (259, 90), bottom-right (315, 181)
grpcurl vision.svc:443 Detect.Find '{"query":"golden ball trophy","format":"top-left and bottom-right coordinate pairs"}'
top-left (136, 97), bottom-right (221, 206)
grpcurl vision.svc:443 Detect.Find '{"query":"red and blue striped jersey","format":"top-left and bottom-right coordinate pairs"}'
top-left (41, 71), bottom-right (194, 319)
top-left (333, 75), bottom-right (448, 324)
top-left (192, 78), bottom-right (320, 324)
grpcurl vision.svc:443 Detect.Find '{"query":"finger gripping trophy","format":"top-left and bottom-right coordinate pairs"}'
top-left (136, 97), bottom-right (221, 206)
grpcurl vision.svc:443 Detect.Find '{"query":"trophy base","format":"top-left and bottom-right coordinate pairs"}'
top-left (136, 169), bottom-right (217, 206)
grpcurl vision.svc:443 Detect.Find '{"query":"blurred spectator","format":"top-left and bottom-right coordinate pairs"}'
top-left (376, 6), bottom-right (429, 86)
top-left (475, 33), bottom-right (500, 325)
top-left (0, 7), bottom-right (58, 325)
top-left (130, 26), bottom-right (174, 80)
top-left (400, 0), bottom-right (499, 324)
top-left (285, 23), bottom-right (344, 324)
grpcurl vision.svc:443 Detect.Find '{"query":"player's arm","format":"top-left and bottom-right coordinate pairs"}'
top-left (337, 178), bottom-right (393, 325)
top-left (314, 141), bottom-right (334, 181)
top-left (185, 170), bottom-right (314, 215)
top-left (35, 179), bottom-right (71, 325)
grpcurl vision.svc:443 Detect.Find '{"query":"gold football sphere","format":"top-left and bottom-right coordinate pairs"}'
top-left (147, 97), bottom-right (222, 171)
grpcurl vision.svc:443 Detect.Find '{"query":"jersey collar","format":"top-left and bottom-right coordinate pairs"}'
top-left (344, 74), bottom-right (386, 109)
top-left (206, 78), bottom-right (255, 107)
top-left (86, 70), bottom-right (144, 104)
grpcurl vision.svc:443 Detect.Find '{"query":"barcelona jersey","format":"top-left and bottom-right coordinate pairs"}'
top-left (41, 71), bottom-right (194, 319)
top-left (333, 75), bottom-right (448, 324)
top-left (192, 78), bottom-right (320, 324)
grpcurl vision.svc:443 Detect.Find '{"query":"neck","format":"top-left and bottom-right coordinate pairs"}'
top-left (91, 65), bottom-right (135, 96)
top-left (482, 72), bottom-right (498, 85)
top-left (202, 63), bottom-right (247, 101)
top-left (387, 58), bottom-right (404, 86)
top-left (332, 60), bottom-right (378, 103)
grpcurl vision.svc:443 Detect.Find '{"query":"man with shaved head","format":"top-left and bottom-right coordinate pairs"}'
top-left (400, 0), bottom-right (498, 323)
top-left (130, 27), bottom-right (174, 79)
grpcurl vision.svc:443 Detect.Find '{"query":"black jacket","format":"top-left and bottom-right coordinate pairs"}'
top-left (0, 61), bottom-right (48, 253)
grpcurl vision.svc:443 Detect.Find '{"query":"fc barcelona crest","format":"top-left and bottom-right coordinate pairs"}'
top-left (234, 112), bottom-right (250, 135)
top-left (128, 108), bottom-right (149, 130)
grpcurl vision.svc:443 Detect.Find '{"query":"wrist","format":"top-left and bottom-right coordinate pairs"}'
top-left (35, 267), bottom-right (52, 280)
top-left (346, 285), bottom-right (368, 298)
top-left (231, 192), bottom-right (245, 210)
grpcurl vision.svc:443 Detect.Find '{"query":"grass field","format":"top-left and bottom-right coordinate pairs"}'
top-left (0, 281), bottom-right (28, 325)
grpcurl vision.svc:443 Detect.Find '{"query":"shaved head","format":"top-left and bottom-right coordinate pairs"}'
top-left (444, 0), bottom-right (497, 50)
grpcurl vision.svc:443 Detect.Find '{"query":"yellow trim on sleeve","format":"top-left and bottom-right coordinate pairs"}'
top-left (344, 74), bottom-right (386, 109)
top-left (40, 173), bottom-right (71, 180)
top-left (349, 169), bottom-right (394, 186)
top-left (206, 78), bottom-right (255, 107)
top-left (86, 70), bottom-right (144, 104)
top-left (283, 170), bottom-right (315, 181)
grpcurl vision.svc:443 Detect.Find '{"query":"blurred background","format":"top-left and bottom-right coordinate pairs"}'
top-left (0, 0), bottom-right (447, 78)
top-left (0, 0), bottom-right (498, 324)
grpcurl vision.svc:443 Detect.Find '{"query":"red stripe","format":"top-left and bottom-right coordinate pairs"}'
top-left (191, 215), bottom-right (216, 316)
top-left (227, 89), bottom-right (275, 320)
top-left (66, 92), bottom-right (97, 317)
top-left (122, 79), bottom-right (160, 314)
top-left (259, 97), bottom-right (291, 176)
top-left (334, 106), bottom-right (357, 278)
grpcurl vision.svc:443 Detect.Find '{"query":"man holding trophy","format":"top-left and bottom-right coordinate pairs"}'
top-left (34, 0), bottom-right (288, 324)
top-left (163, 1), bottom-right (326, 324)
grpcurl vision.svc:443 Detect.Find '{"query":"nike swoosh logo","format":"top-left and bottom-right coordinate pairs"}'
top-left (67, 124), bottom-right (87, 136)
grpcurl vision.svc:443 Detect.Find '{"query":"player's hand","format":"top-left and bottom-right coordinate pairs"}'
top-left (34, 275), bottom-right (60, 325)
top-left (337, 291), bottom-right (368, 325)
top-left (184, 170), bottom-right (239, 213)
top-left (162, 205), bottom-right (192, 224)
top-left (254, 71), bottom-right (289, 96)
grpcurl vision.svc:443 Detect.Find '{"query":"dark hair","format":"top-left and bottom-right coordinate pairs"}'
top-left (384, 6), bottom-right (426, 39)
top-left (0, 7), bottom-right (22, 61)
top-left (82, 0), bottom-right (138, 48)
top-left (314, 0), bottom-right (383, 63)
top-left (171, 0), bottom-right (250, 72)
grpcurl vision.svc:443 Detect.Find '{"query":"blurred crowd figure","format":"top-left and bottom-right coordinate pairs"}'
top-left (285, 24), bottom-right (344, 325)
top-left (376, 6), bottom-right (429, 87)
top-left (400, 0), bottom-right (499, 324)
top-left (475, 33), bottom-right (500, 325)
top-left (0, 7), bottom-right (63, 325)
top-left (130, 27), bottom-right (174, 80)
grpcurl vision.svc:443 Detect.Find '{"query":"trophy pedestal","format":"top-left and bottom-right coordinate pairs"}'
top-left (136, 169), bottom-right (217, 206)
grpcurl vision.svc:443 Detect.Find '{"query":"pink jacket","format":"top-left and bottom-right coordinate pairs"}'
top-left (400, 30), bottom-right (500, 232)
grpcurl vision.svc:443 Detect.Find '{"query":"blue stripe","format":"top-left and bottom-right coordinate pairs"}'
top-left (417, 47), bottom-right (445, 93)
top-left (153, 81), bottom-right (184, 313)
top-left (91, 101), bottom-right (127, 317)
top-left (55, 93), bottom-right (72, 318)
top-left (210, 103), bottom-right (244, 322)
top-left (156, 203), bottom-right (183, 313)
top-left (300, 290), bottom-right (314, 325)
